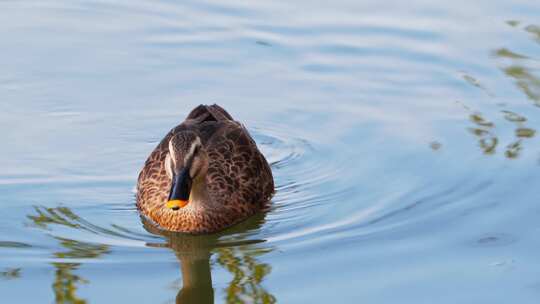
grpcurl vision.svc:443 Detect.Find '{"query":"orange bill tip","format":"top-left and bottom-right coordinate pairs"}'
top-left (167, 200), bottom-right (189, 209)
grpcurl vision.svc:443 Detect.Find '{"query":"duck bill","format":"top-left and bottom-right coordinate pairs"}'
top-left (167, 167), bottom-right (192, 210)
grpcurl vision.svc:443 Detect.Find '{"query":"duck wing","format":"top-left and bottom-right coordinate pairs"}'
top-left (204, 121), bottom-right (275, 213)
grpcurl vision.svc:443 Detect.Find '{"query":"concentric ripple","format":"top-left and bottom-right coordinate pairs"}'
top-left (2, 120), bottom-right (502, 259)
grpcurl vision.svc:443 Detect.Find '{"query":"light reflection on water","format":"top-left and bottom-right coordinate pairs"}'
top-left (1, 0), bottom-right (540, 303)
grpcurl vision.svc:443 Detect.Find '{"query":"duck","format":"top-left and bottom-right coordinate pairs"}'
top-left (136, 104), bottom-right (274, 234)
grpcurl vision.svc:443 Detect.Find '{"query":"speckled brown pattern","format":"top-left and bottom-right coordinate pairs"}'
top-left (136, 104), bottom-right (274, 234)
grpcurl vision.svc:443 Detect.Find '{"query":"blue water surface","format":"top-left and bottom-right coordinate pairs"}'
top-left (1, 0), bottom-right (540, 303)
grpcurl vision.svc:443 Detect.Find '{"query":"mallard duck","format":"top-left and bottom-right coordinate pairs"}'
top-left (136, 104), bottom-right (274, 234)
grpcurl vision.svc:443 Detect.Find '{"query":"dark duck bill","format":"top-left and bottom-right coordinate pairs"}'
top-left (167, 167), bottom-right (192, 210)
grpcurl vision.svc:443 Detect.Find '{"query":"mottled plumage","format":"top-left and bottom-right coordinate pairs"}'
top-left (136, 104), bottom-right (274, 234)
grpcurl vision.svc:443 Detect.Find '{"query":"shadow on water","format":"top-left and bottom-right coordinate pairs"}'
top-left (25, 206), bottom-right (275, 304)
top-left (141, 213), bottom-right (276, 304)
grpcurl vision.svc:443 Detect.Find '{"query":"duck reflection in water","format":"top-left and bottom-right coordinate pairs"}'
top-left (26, 206), bottom-right (275, 304)
top-left (141, 212), bottom-right (276, 304)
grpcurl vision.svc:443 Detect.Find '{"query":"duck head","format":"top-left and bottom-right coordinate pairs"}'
top-left (165, 131), bottom-right (207, 210)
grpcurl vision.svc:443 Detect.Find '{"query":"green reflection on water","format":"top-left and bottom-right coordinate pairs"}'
top-left (494, 48), bottom-right (529, 60)
top-left (24, 205), bottom-right (275, 304)
top-left (459, 23), bottom-right (540, 159)
top-left (0, 268), bottom-right (21, 280)
top-left (469, 110), bottom-right (536, 159)
top-left (0, 241), bottom-right (32, 248)
top-left (459, 105), bottom-right (536, 159)
top-left (503, 66), bottom-right (540, 105)
top-left (51, 263), bottom-right (88, 304)
top-left (525, 24), bottom-right (540, 44)
top-left (216, 246), bottom-right (275, 304)
top-left (496, 23), bottom-right (540, 106)
top-left (461, 72), bottom-right (494, 97)
top-left (506, 20), bottom-right (520, 27)
top-left (53, 237), bottom-right (110, 259)
top-left (142, 213), bottom-right (276, 304)
top-left (27, 207), bottom-right (111, 304)
top-left (28, 206), bottom-right (82, 230)
top-left (467, 112), bottom-right (498, 155)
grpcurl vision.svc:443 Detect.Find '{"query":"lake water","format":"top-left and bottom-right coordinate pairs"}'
top-left (1, 0), bottom-right (540, 303)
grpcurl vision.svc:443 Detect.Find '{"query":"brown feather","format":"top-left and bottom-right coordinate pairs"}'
top-left (136, 105), bottom-right (274, 234)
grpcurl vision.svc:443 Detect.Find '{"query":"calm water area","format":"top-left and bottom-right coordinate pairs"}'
top-left (1, 0), bottom-right (540, 303)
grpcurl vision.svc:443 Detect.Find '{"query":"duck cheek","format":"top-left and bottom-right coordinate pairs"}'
top-left (189, 157), bottom-right (203, 179)
top-left (164, 154), bottom-right (174, 179)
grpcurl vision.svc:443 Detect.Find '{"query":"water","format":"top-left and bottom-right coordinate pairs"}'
top-left (1, 0), bottom-right (540, 303)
